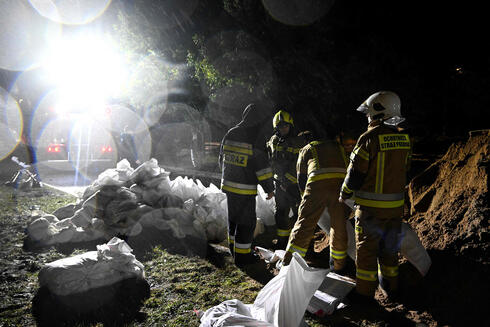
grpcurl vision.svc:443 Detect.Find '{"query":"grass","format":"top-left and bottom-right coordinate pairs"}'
top-left (139, 247), bottom-right (262, 326)
top-left (0, 185), bottom-right (394, 327)
top-left (0, 186), bottom-right (264, 327)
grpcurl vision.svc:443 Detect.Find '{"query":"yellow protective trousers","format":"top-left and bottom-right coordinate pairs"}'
top-left (284, 180), bottom-right (348, 266)
top-left (354, 208), bottom-right (402, 297)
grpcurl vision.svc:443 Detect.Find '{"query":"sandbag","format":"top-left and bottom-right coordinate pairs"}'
top-left (199, 253), bottom-right (326, 327)
top-left (32, 238), bottom-right (149, 326)
top-left (255, 185), bottom-right (276, 226)
top-left (38, 237), bottom-right (145, 296)
top-left (199, 299), bottom-right (273, 327)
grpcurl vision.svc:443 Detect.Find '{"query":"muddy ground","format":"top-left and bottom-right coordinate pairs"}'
top-left (0, 132), bottom-right (488, 326)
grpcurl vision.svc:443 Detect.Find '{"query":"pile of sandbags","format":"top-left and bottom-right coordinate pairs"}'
top-left (25, 159), bottom-right (209, 249)
top-left (25, 158), bottom-right (277, 253)
top-left (32, 237), bottom-right (150, 326)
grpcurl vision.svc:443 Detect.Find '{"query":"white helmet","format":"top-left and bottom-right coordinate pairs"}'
top-left (356, 91), bottom-right (405, 125)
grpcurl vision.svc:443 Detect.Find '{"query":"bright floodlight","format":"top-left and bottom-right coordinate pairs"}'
top-left (43, 35), bottom-right (128, 102)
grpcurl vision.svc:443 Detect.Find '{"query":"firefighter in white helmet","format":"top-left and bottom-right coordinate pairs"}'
top-left (339, 91), bottom-right (411, 303)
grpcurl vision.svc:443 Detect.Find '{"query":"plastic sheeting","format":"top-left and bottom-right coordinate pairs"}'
top-left (199, 253), bottom-right (327, 327)
top-left (38, 237), bottom-right (145, 296)
top-left (316, 201), bottom-right (431, 276)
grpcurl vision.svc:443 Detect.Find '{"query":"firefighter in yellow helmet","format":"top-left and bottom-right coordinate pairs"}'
top-left (282, 129), bottom-right (350, 270)
top-left (220, 103), bottom-right (274, 270)
top-left (266, 110), bottom-right (306, 249)
top-left (339, 91), bottom-right (411, 302)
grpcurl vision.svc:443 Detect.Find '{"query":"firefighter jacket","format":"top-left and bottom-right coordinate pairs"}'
top-left (267, 133), bottom-right (305, 187)
top-left (340, 121), bottom-right (411, 214)
top-left (297, 139), bottom-right (349, 192)
top-left (283, 139), bottom-right (349, 264)
top-left (219, 104), bottom-right (274, 196)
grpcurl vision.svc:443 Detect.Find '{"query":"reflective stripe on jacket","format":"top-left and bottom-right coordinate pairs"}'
top-left (341, 121), bottom-right (411, 209)
top-left (297, 139), bottom-right (348, 187)
top-left (267, 134), bottom-right (305, 186)
top-left (219, 110), bottom-right (273, 196)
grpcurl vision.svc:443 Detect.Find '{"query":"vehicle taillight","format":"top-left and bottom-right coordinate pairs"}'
top-left (101, 146), bottom-right (106, 152)
top-left (54, 147), bottom-right (60, 152)
top-left (107, 146), bottom-right (112, 152)
top-left (102, 146), bottom-right (112, 152)
top-left (48, 147), bottom-right (52, 152)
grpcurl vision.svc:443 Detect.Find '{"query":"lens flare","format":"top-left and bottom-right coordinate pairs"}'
top-left (28, 0), bottom-right (112, 25)
top-left (0, 1), bottom-right (61, 71)
top-left (0, 87), bottom-right (23, 161)
top-left (261, 0), bottom-right (334, 26)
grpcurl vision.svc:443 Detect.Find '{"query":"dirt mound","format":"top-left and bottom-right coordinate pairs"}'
top-left (408, 131), bottom-right (489, 263)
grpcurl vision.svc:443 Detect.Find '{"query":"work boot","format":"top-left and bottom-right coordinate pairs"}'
top-left (329, 256), bottom-right (347, 275)
top-left (345, 290), bottom-right (378, 307)
top-left (379, 277), bottom-right (399, 302)
top-left (237, 253), bottom-right (273, 284)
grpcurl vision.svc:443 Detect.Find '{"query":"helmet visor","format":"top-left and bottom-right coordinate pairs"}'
top-left (356, 103), bottom-right (369, 113)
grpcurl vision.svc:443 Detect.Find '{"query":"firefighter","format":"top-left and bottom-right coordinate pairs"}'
top-left (283, 129), bottom-right (350, 270)
top-left (339, 91), bottom-right (411, 301)
top-left (266, 110), bottom-right (305, 249)
top-left (219, 103), bottom-right (274, 269)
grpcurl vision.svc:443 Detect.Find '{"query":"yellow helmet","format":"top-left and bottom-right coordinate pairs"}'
top-left (273, 110), bottom-right (294, 128)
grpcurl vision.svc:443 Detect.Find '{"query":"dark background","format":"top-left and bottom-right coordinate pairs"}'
top-left (1, 0), bottom-right (488, 157)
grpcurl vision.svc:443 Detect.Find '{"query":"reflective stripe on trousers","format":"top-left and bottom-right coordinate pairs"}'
top-left (286, 242), bottom-right (307, 257)
top-left (234, 242), bottom-right (252, 254)
top-left (277, 228), bottom-right (291, 237)
top-left (330, 248), bottom-right (347, 260)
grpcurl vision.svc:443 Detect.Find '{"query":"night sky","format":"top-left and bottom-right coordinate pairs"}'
top-left (1, 0), bottom-right (487, 151)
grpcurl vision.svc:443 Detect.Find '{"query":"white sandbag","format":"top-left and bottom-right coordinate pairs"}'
top-left (95, 168), bottom-right (127, 187)
top-left (199, 253), bottom-right (325, 327)
top-left (141, 174), bottom-right (171, 192)
top-left (183, 199), bottom-right (195, 214)
top-left (200, 299), bottom-right (273, 327)
top-left (195, 192), bottom-right (228, 243)
top-left (116, 158), bottom-right (134, 172)
top-left (254, 218), bottom-right (265, 237)
top-left (170, 176), bottom-right (203, 202)
top-left (27, 217), bottom-right (61, 241)
top-left (316, 201), bottom-right (356, 261)
top-left (255, 247), bottom-right (285, 266)
top-left (252, 253), bottom-right (327, 327)
top-left (129, 158), bottom-right (162, 184)
top-left (163, 207), bottom-right (207, 240)
top-left (71, 207), bottom-right (93, 228)
top-left (256, 185), bottom-right (276, 226)
top-left (41, 214), bottom-right (59, 224)
top-left (401, 223), bottom-right (432, 276)
top-left (52, 203), bottom-right (79, 220)
top-left (38, 237), bottom-right (145, 296)
top-left (205, 182), bottom-right (221, 194)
